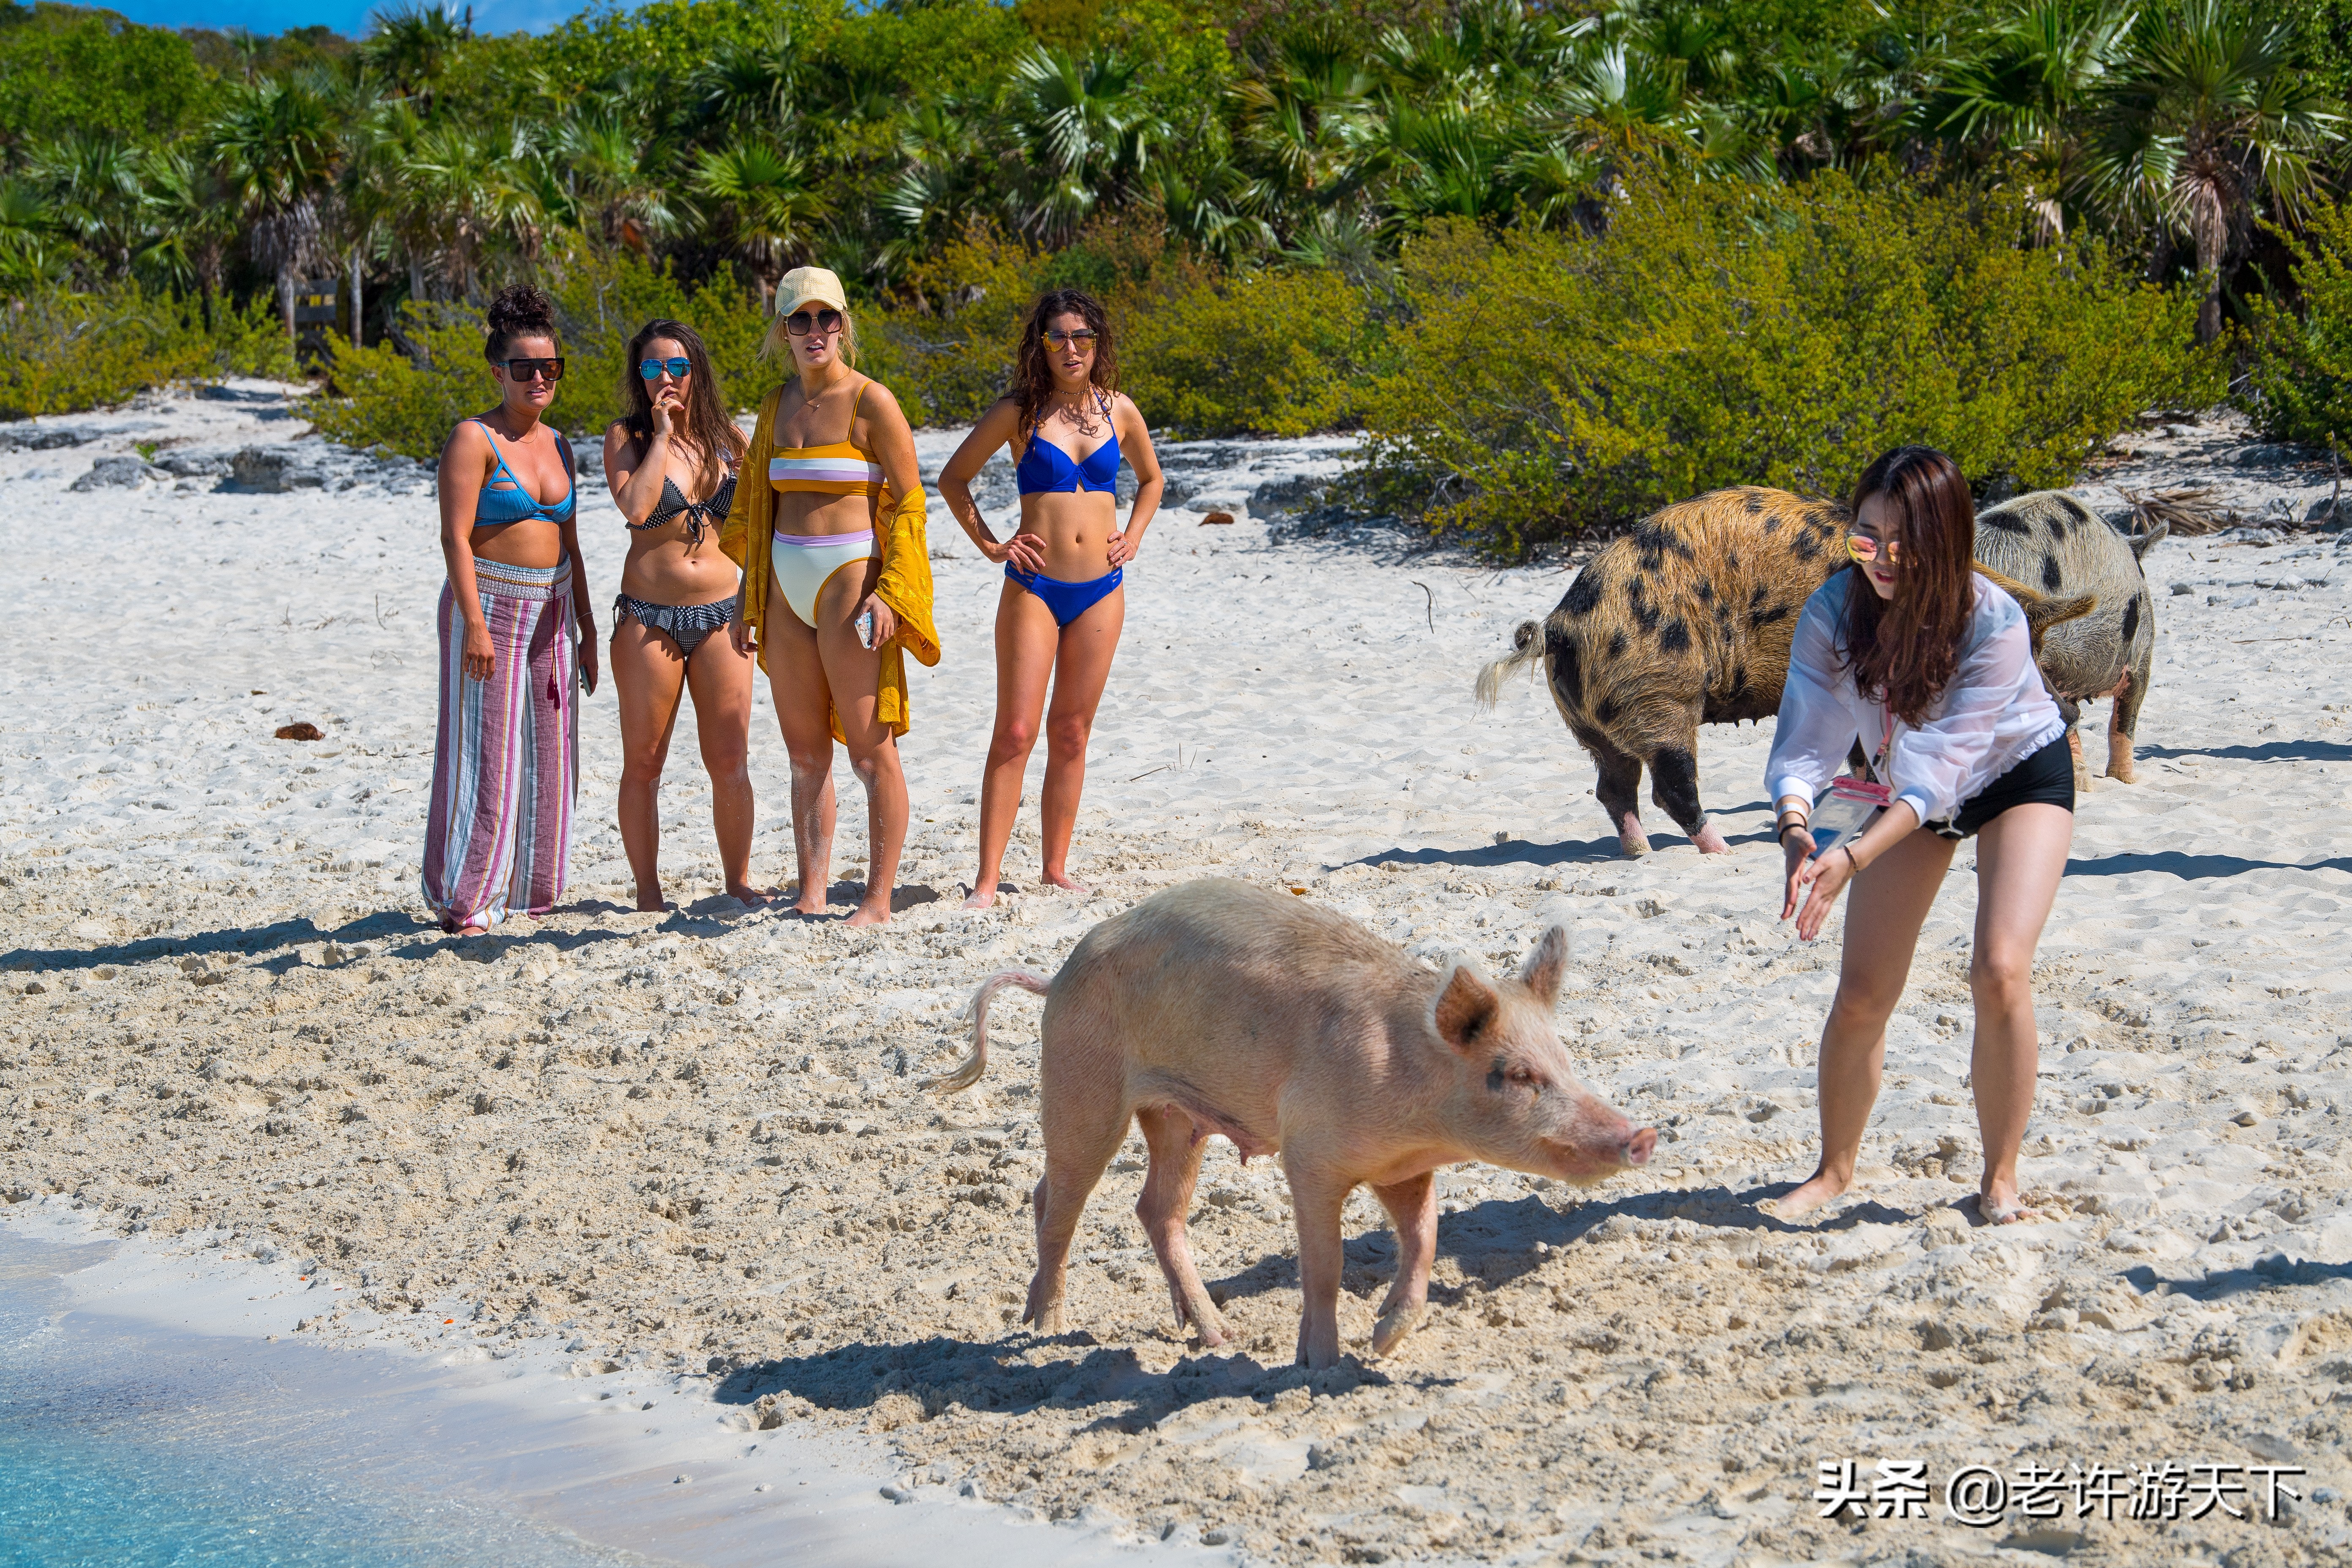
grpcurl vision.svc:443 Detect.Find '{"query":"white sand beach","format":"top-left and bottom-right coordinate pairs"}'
top-left (5, 384), bottom-right (2352, 1565)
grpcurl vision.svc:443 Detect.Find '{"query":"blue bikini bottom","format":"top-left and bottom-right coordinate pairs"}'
top-left (1007, 564), bottom-right (1122, 628)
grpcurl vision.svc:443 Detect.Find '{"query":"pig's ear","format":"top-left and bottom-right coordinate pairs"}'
top-left (1431, 960), bottom-right (1500, 1053)
top-left (1517, 925), bottom-right (1570, 1007)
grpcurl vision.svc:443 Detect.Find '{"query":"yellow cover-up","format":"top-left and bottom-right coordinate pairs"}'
top-left (720, 385), bottom-right (941, 741)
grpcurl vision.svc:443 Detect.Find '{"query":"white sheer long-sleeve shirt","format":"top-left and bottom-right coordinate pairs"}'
top-left (1766, 571), bottom-right (2065, 829)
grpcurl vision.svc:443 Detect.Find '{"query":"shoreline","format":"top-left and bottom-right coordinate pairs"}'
top-left (1, 1198), bottom-right (1222, 1566)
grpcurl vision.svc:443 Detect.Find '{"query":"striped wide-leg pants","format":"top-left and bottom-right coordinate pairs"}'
top-left (421, 557), bottom-right (578, 931)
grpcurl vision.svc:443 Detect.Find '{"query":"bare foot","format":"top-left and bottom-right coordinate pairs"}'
top-left (1692, 822), bottom-right (1731, 855)
top-left (633, 886), bottom-right (666, 913)
top-left (1759, 1167), bottom-right (1850, 1220)
top-left (1972, 1186), bottom-right (2043, 1226)
top-left (1042, 870), bottom-right (1091, 895)
top-left (962, 885), bottom-right (997, 910)
top-left (725, 882), bottom-right (773, 908)
top-left (455, 918), bottom-right (491, 939)
top-left (845, 899), bottom-right (891, 927)
top-left (784, 884), bottom-right (827, 917)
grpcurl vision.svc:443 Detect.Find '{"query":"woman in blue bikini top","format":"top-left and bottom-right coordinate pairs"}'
top-left (938, 287), bottom-right (1165, 909)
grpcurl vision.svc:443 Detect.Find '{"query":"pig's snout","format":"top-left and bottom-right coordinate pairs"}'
top-left (1622, 1126), bottom-right (1657, 1167)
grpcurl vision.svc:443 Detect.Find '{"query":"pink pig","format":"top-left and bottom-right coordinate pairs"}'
top-left (924, 878), bottom-right (1656, 1369)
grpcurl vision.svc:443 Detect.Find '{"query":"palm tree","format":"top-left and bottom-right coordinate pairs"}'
top-left (205, 77), bottom-right (340, 340)
top-left (1230, 25), bottom-right (1377, 222)
top-left (397, 120), bottom-right (547, 297)
top-left (137, 145), bottom-right (236, 329)
top-left (28, 132), bottom-right (147, 282)
top-left (1935, 0), bottom-right (2134, 238)
top-left (1006, 47), bottom-right (1166, 245)
top-left (691, 22), bottom-right (802, 136)
top-left (2088, 0), bottom-right (2341, 340)
top-left (693, 141), bottom-right (826, 310)
top-left (364, 1), bottom-right (472, 110)
top-left (880, 96), bottom-right (1000, 283)
top-left (0, 181), bottom-right (63, 290)
top-left (552, 115), bottom-right (675, 253)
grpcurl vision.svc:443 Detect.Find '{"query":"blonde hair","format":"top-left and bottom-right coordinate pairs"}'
top-left (762, 305), bottom-right (859, 369)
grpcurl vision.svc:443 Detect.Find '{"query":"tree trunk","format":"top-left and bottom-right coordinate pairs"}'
top-left (278, 264), bottom-right (298, 341)
top-left (348, 247), bottom-right (365, 349)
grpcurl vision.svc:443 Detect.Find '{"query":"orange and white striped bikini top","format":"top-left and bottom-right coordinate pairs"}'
top-left (770, 378), bottom-right (884, 497)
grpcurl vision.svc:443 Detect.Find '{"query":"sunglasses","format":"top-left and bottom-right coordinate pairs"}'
top-left (1043, 328), bottom-right (1099, 351)
top-left (1846, 532), bottom-right (1903, 566)
top-left (638, 357), bottom-right (692, 380)
top-left (500, 357), bottom-right (565, 383)
top-left (784, 308), bottom-right (844, 336)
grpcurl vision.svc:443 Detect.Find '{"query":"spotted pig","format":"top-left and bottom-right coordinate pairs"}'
top-left (1476, 487), bottom-right (1849, 856)
top-left (1970, 490), bottom-right (2163, 787)
top-left (1478, 488), bottom-right (2102, 857)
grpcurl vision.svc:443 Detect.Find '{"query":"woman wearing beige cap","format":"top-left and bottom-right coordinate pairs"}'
top-left (720, 267), bottom-right (939, 926)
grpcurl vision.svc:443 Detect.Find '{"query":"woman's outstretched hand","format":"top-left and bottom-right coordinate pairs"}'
top-left (1786, 838), bottom-right (1855, 942)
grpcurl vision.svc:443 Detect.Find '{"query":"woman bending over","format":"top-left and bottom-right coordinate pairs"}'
top-left (719, 268), bottom-right (938, 926)
top-left (939, 288), bottom-right (1162, 907)
top-left (1767, 445), bottom-right (2074, 1224)
top-left (603, 319), bottom-right (765, 912)
top-left (423, 285), bottom-right (599, 935)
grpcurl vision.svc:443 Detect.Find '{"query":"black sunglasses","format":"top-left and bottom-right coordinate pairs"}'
top-left (784, 308), bottom-right (844, 336)
top-left (500, 357), bottom-right (565, 382)
top-left (638, 357), bottom-right (691, 380)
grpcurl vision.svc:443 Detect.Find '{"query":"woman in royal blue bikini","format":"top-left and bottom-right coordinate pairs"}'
top-left (939, 288), bottom-right (1164, 908)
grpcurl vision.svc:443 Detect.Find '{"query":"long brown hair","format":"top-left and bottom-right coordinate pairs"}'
top-left (1840, 445), bottom-right (1976, 725)
top-left (618, 318), bottom-right (745, 492)
top-left (1012, 288), bottom-right (1119, 444)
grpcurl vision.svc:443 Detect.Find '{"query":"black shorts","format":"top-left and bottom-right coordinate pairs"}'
top-left (1932, 734), bottom-right (2074, 840)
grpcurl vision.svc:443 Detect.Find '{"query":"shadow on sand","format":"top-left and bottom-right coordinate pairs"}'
top-left (708, 1182), bottom-right (1955, 1426)
top-left (2061, 851), bottom-right (2352, 881)
top-left (3, 882), bottom-right (945, 975)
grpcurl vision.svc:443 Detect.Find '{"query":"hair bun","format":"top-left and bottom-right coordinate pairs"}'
top-left (485, 284), bottom-right (558, 359)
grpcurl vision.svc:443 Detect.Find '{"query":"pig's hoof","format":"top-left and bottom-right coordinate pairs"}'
top-left (1692, 825), bottom-right (1731, 855)
top-left (1369, 1302), bottom-right (1426, 1357)
top-left (1619, 835), bottom-right (1650, 859)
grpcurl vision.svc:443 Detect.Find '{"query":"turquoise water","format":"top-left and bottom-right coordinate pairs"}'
top-left (0, 1235), bottom-right (644, 1568)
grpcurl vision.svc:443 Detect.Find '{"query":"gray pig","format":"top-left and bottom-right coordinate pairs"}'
top-left (1972, 490), bottom-right (2164, 786)
top-left (923, 879), bottom-right (1656, 1369)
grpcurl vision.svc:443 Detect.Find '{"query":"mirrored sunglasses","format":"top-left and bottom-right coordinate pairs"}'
top-left (501, 357), bottom-right (565, 382)
top-left (1043, 328), bottom-right (1099, 351)
top-left (638, 357), bottom-right (692, 380)
top-left (785, 308), bottom-right (844, 336)
top-left (1846, 532), bottom-right (1903, 566)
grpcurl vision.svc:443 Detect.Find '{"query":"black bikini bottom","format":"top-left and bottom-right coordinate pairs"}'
top-left (615, 593), bottom-right (738, 658)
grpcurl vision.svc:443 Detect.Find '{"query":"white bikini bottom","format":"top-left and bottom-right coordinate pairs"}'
top-left (772, 530), bottom-right (878, 628)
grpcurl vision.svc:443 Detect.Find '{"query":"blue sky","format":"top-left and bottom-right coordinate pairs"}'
top-left (98, 0), bottom-right (584, 37)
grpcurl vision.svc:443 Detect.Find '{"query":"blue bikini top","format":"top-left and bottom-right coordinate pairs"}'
top-left (1015, 394), bottom-right (1120, 495)
top-left (471, 418), bottom-right (576, 526)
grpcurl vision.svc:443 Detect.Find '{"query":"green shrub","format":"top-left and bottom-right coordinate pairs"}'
top-left (304, 251), bottom-right (770, 460)
top-left (1121, 260), bottom-right (1382, 436)
top-left (1357, 167), bottom-right (2227, 555)
top-left (867, 219), bottom-right (1380, 436)
top-left (0, 283), bottom-right (293, 420)
top-left (2243, 196), bottom-right (2352, 449)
